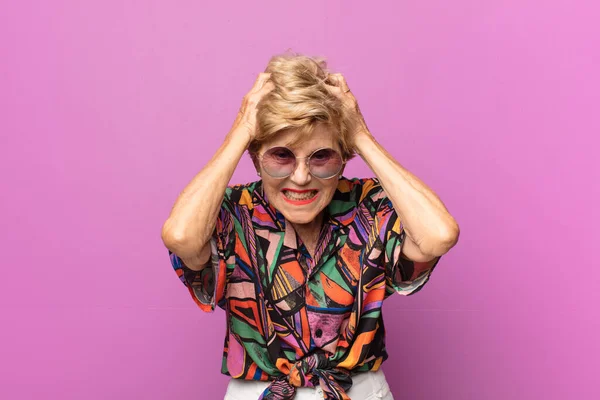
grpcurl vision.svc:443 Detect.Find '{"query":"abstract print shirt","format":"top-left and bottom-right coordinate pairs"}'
top-left (169, 177), bottom-right (440, 400)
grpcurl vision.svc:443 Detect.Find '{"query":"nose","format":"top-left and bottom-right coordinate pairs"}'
top-left (289, 159), bottom-right (312, 186)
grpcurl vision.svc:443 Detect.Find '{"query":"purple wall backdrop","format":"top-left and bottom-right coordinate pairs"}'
top-left (1, 1), bottom-right (598, 399)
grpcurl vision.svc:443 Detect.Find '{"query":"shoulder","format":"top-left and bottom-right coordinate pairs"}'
top-left (334, 177), bottom-right (382, 200)
top-left (224, 180), bottom-right (262, 205)
top-left (327, 177), bottom-right (386, 219)
top-left (334, 177), bottom-right (387, 208)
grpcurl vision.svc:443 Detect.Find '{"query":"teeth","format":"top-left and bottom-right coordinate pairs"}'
top-left (283, 190), bottom-right (317, 201)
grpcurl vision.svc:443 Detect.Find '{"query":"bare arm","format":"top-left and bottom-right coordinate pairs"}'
top-left (354, 133), bottom-right (459, 261)
top-left (161, 73), bottom-right (274, 270)
top-left (326, 73), bottom-right (459, 262)
top-left (161, 130), bottom-right (250, 269)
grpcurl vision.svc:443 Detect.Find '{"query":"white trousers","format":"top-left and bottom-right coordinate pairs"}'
top-left (224, 369), bottom-right (394, 400)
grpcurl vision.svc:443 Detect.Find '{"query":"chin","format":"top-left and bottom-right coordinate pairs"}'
top-left (278, 202), bottom-right (327, 225)
top-left (284, 213), bottom-right (319, 225)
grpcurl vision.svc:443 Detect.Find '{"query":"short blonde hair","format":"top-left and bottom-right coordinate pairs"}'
top-left (248, 53), bottom-right (356, 162)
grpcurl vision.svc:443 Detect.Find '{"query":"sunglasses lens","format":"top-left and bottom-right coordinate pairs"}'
top-left (309, 148), bottom-right (343, 179)
top-left (261, 147), bottom-right (296, 178)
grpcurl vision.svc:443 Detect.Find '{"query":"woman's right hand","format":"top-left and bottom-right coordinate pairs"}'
top-left (163, 75), bottom-right (274, 270)
top-left (230, 72), bottom-right (275, 141)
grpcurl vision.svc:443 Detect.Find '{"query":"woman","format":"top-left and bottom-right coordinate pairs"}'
top-left (162, 54), bottom-right (459, 400)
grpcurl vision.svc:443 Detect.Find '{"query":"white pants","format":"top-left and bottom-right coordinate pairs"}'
top-left (224, 369), bottom-right (394, 400)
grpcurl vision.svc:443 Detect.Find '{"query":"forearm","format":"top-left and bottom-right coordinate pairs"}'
top-left (162, 128), bottom-right (250, 251)
top-left (354, 133), bottom-right (459, 256)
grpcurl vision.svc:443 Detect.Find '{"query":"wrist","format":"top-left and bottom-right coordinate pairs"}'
top-left (227, 127), bottom-right (254, 149)
top-left (353, 130), bottom-right (375, 155)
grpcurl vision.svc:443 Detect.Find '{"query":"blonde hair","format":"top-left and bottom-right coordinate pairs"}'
top-left (248, 52), bottom-right (356, 162)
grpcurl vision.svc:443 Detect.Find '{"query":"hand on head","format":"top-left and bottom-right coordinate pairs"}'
top-left (325, 73), bottom-right (371, 140)
top-left (231, 70), bottom-right (371, 156)
top-left (232, 72), bottom-right (275, 141)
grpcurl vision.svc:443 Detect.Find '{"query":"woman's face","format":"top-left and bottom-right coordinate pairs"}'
top-left (256, 125), bottom-right (344, 226)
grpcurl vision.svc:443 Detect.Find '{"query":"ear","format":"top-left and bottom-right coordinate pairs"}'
top-left (250, 155), bottom-right (261, 176)
top-left (338, 164), bottom-right (346, 179)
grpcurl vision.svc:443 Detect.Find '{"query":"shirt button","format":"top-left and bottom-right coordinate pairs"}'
top-left (315, 328), bottom-right (323, 338)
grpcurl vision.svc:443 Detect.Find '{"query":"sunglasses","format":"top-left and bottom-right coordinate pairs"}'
top-left (257, 146), bottom-right (345, 179)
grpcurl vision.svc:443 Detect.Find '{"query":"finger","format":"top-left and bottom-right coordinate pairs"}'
top-left (254, 82), bottom-right (275, 101)
top-left (328, 73), bottom-right (340, 83)
top-left (257, 72), bottom-right (271, 84)
top-left (327, 73), bottom-right (350, 93)
top-left (258, 80), bottom-right (275, 94)
top-left (336, 75), bottom-right (350, 92)
top-left (328, 73), bottom-right (346, 86)
top-left (324, 76), bottom-right (343, 91)
top-left (251, 73), bottom-right (272, 92)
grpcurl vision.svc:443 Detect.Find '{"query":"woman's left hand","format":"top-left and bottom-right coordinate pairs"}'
top-left (325, 73), bottom-right (372, 139)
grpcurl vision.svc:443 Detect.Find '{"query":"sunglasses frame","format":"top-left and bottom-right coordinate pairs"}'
top-left (257, 146), bottom-right (346, 180)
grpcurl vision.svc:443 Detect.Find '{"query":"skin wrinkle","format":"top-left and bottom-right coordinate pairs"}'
top-left (164, 55), bottom-right (459, 400)
top-left (256, 124), bottom-right (344, 257)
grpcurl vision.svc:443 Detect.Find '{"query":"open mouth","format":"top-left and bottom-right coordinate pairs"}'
top-left (282, 190), bottom-right (319, 201)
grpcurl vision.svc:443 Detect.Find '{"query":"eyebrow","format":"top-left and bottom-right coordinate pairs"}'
top-left (278, 145), bottom-right (334, 157)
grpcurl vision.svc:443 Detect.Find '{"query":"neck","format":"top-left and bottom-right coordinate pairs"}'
top-left (291, 212), bottom-right (324, 242)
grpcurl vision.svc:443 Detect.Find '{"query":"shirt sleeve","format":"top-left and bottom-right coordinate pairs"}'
top-left (381, 211), bottom-right (440, 297)
top-left (360, 178), bottom-right (440, 297)
top-left (168, 190), bottom-right (237, 312)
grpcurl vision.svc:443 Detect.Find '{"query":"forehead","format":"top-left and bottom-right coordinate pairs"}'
top-left (262, 124), bottom-right (340, 155)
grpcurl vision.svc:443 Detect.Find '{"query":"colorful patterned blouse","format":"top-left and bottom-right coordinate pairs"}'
top-left (169, 177), bottom-right (440, 400)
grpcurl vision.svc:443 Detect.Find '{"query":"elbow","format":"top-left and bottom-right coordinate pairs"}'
top-left (436, 218), bottom-right (460, 255)
top-left (161, 219), bottom-right (212, 259)
top-left (161, 219), bottom-right (188, 250)
top-left (422, 219), bottom-right (460, 258)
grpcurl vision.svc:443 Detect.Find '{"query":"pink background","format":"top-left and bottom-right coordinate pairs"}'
top-left (1, 1), bottom-right (598, 399)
